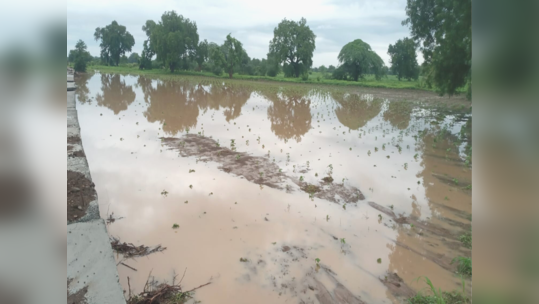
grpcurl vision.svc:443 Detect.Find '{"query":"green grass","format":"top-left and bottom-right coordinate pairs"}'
top-left (459, 232), bottom-right (472, 249)
top-left (451, 256), bottom-right (472, 276)
top-left (408, 276), bottom-right (469, 304)
top-left (87, 64), bottom-right (453, 91)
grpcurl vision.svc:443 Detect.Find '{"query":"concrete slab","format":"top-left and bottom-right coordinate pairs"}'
top-left (67, 220), bottom-right (126, 304)
top-left (67, 75), bottom-right (125, 303)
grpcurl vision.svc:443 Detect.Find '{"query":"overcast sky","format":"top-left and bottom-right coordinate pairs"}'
top-left (67, 0), bottom-right (421, 67)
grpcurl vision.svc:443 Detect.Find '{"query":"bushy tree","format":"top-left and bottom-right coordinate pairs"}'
top-left (69, 40), bottom-right (92, 72)
top-left (336, 39), bottom-right (384, 81)
top-left (195, 39), bottom-right (209, 71)
top-left (403, 0), bottom-right (471, 95)
top-left (388, 38), bottom-right (419, 80)
top-left (128, 52), bottom-right (140, 63)
top-left (94, 21), bottom-right (135, 66)
top-left (269, 18), bottom-right (316, 78)
top-left (147, 11), bottom-right (199, 73)
top-left (139, 20), bottom-right (157, 70)
top-left (327, 65), bottom-right (336, 73)
top-left (266, 54), bottom-right (280, 77)
top-left (211, 34), bottom-right (244, 78)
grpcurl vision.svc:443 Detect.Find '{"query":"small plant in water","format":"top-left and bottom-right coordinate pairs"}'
top-left (189, 169), bottom-right (195, 173)
top-left (172, 223), bottom-right (179, 229)
top-left (343, 204), bottom-right (346, 210)
top-left (451, 256), bottom-right (472, 276)
top-left (326, 215), bottom-right (330, 222)
top-left (315, 258), bottom-right (321, 266)
top-left (377, 258), bottom-right (382, 264)
top-left (161, 190), bottom-right (169, 196)
top-left (189, 185), bottom-right (193, 189)
top-left (299, 176), bottom-right (304, 182)
top-left (340, 238), bottom-right (346, 244)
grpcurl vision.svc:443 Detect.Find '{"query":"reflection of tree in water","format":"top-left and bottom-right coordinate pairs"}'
top-left (95, 74), bottom-right (136, 114)
top-left (74, 74), bottom-right (92, 104)
top-left (383, 101), bottom-right (413, 130)
top-left (196, 82), bottom-right (251, 122)
top-left (138, 76), bottom-right (252, 135)
top-left (332, 92), bottom-right (382, 130)
top-left (142, 79), bottom-right (200, 135)
top-left (263, 91), bottom-right (312, 142)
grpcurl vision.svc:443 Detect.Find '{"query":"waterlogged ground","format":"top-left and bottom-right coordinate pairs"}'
top-left (75, 73), bottom-right (472, 304)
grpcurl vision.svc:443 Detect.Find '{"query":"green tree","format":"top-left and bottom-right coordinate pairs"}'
top-left (266, 54), bottom-right (280, 77)
top-left (195, 39), bottom-right (209, 71)
top-left (336, 39), bottom-right (384, 81)
top-left (148, 11), bottom-right (199, 73)
top-left (211, 34), bottom-right (244, 78)
top-left (128, 52), bottom-right (140, 63)
top-left (269, 18), bottom-right (316, 78)
top-left (69, 40), bottom-right (92, 72)
top-left (388, 37), bottom-right (419, 80)
top-left (403, 0), bottom-right (471, 96)
top-left (94, 21), bottom-right (135, 66)
top-left (327, 65), bottom-right (336, 73)
top-left (139, 20), bottom-right (157, 70)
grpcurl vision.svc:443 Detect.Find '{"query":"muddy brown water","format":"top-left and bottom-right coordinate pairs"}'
top-left (75, 73), bottom-right (471, 303)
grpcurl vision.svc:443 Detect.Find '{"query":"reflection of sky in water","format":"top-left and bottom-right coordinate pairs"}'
top-left (75, 73), bottom-right (472, 303)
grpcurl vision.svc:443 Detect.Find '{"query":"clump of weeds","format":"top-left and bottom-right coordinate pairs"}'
top-left (408, 276), bottom-right (469, 304)
top-left (451, 256), bottom-right (472, 276)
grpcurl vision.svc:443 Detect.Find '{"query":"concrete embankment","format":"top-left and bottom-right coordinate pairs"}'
top-left (67, 69), bottom-right (125, 304)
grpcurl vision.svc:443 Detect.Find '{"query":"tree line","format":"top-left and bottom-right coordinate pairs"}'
top-left (69, 0), bottom-right (471, 96)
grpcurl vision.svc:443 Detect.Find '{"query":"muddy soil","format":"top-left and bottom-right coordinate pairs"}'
top-left (163, 135), bottom-right (365, 204)
top-left (67, 279), bottom-right (88, 304)
top-left (67, 170), bottom-right (96, 222)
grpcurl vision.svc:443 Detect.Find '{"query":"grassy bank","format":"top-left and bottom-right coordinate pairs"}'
top-left (87, 64), bottom-right (440, 91)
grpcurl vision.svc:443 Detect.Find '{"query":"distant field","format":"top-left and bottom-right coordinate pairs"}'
top-left (86, 64), bottom-right (445, 91)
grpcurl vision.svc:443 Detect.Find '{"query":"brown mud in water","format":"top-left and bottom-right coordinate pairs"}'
top-left (75, 73), bottom-right (472, 303)
top-left (162, 135), bottom-right (365, 204)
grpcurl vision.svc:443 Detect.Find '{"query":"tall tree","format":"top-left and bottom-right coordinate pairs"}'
top-left (387, 37), bottom-right (419, 81)
top-left (403, 0), bottom-right (471, 96)
top-left (139, 20), bottom-right (156, 70)
top-left (268, 18), bottom-right (316, 78)
top-left (94, 21), bottom-right (135, 66)
top-left (336, 39), bottom-right (384, 81)
top-left (195, 39), bottom-right (209, 71)
top-left (69, 40), bottom-right (92, 72)
top-left (211, 34), bottom-right (244, 78)
top-left (147, 11), bottom-right (199, 73)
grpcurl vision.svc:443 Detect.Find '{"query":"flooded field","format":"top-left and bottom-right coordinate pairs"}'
top-left (75, 73), bottom-right (472, 304)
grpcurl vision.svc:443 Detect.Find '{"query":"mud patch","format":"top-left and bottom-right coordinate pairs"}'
top-left (67, 279), bottom-right (88, 304)
top-left (368, 201), bottom-right (458, 239)
top-left (67, 170), bottom-right (96, 222)
top-left (380, 272), bottom-right (416, 299)
top-left (162, 135), bottom-right (285, 189)
top-left (163, 135), bottom-right (365, 204)
top-left (237, 244), bottom-right (366, 303)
